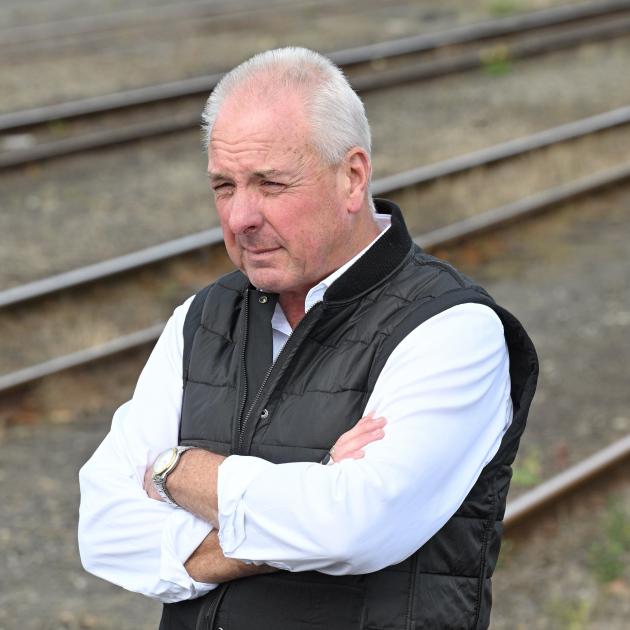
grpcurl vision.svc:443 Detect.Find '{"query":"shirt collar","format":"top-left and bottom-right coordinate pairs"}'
top-left (271, 214), bottom-right (391, 333)
top-left (304, 214), bottom-right (391, 312)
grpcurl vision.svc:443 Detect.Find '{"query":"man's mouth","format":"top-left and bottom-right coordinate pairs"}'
top-left (244, 246), bottom-right (280, 257)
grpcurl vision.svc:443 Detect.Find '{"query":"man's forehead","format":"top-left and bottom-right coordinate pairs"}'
top-left (208, 127), bottom-right (314, 177)
top-left (213, 85), bottom-right (310, 136)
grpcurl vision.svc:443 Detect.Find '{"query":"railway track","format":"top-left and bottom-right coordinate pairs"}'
top-left (1, 157), bottom-right (629, 395)
top-left (0, 0), bottom-right (342, 49)
top-left (2, 5), bottom-right (628, 627)
top-left (1, 0), bottom-right (627, 540)
top-left (1, 126), bottom-right (628, 630)
top-left (3, 0), bottom-right (630, 169)
top-left (504, 434), bottom-right (630, 534)
top-left (1, 173), bottom-right (628, 540)
top-left (2, 104), bottom-right (630, 310)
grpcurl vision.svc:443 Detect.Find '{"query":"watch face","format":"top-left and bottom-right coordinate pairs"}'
top-left (154, 448), bottom-right (177, 476)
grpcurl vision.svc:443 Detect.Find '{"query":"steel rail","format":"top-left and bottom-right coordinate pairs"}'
top-left (414, 162), bottom-right (630, 250)
top-left (0, 0), bottom-right (340, 46)
top-left (351, 13), bottom-right (630, 93)
top-left (332, 0), bottom-right (630, 66)
top-left (504, 434), bottom-right (630, 530)
top-left (2, 0), bottom-right (629, 133)
top-left (0, 74), bottom-right (220, 134)
top-left (371, 105), bottom-right (630, 195)
top-left (0, 113), bottom-right (203, 170)
top-left (0, 324), bottom-right (165, 393)
top-left (2, 163), bottom-right (629, 394)
top-left (3, 108), bottom-right (630, 309)
top-left (0, 230), bottom-right (223, 309)
top-left (3, 16), bottom-right (630, 171)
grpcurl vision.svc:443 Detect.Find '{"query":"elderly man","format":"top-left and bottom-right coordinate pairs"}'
top-left (79, 47), bottom-right (538, 629)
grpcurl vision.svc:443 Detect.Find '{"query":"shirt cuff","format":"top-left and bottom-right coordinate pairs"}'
top-left (159, 507), bottom-right (218, 598)
top-left (217, 455), bottom-right (274, 556)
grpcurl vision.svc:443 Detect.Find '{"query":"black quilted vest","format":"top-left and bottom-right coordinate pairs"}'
top-left (160, 199), bottom-right (538, 630)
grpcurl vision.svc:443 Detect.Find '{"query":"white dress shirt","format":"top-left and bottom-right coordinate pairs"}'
top-left (78, 216), bottom-right (512, 603)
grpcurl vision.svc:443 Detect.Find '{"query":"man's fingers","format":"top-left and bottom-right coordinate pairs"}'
top-left (329, 416), bottom-right (387, 462)
top-left (336, 417), bottom-right (386, 446)
top-left (344, 416), bottom-right (386, 436)
top-left (348, 450), bottom-right (366, 459)
top-left (356, 412), bottom-right (379, 426)
top-left (333, 427), bottom-right (385, 462)
top-left (143, 466), bottom-right (152, 492)
top-left (344, 427), bottom-right (385, 452)
top-left (143, 464), bottom-right (164, 501)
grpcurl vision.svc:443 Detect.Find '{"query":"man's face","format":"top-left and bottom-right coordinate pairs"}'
top-left (208, 90), bottom-right (352, 298)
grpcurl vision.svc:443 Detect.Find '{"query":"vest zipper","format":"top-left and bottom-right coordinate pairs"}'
top-left (236, 301), bottom-right (323, 454)
top-left (195, 582), bottom-right (228, 630)
top-left (235, 291), bottom-right (250, 439)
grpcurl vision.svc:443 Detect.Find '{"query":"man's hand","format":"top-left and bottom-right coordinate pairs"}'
top-left (185, 530), bottom-right (277, 583)
top-left (330, 414), bottom-right (386, 462)
top-left (170, 449), bottom-right (224, 525)
top-left (143, 465), bottom-right (162, 502)
top-left (141, 415), bottom-right (386, 584)
top-left (142, 414), bottom-right (387, 507)
top-left (144, 449), bottom-right (225, 527)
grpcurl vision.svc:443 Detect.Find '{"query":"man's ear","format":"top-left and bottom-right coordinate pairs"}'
top-left (343, 147), bottom-right (371, 213)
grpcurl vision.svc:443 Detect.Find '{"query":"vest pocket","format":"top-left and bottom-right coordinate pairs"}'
top-left (211, 574), bottom-right (366, 630)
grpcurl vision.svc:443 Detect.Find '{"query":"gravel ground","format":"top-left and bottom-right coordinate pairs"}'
top-left (492, 482), bottom-right (630, 629)
top-left (1, 3), bottom-right (629, 627)
top-left (4, 33), bottom-right (630, 290)
top-left (0, 420), bottom-right (161, 630)
top-left (3, 34), bottom-right (630, 376)
top-left (0, 0), bottom-right (573, 110)
top-left (0, 420), bottom-right (627, 630)
top-left (0, 0), bottom-right (187, 28)
top-left (1, 188), bottom-right (629, 627)
top-left (2, 120), bottom-right (630, 375)
top-left (439, 183), bottom-right (630, 490)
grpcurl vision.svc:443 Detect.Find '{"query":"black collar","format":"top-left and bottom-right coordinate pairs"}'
top-left (324, 198), bottom-right (413, 304)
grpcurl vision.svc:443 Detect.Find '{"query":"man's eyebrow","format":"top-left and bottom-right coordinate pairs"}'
top-left (252, 169), bottom-right (287, 179)
top-left (207, 169), bottom-right (291, 185)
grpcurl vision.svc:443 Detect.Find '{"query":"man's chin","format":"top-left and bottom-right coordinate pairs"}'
top-left (244, 268), bottom-right (287, 293)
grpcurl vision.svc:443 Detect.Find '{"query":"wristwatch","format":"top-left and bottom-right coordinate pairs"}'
top-left (152, 445), bottom-right (194, 507)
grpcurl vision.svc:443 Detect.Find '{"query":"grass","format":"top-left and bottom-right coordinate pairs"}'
top-left (588, 497), bottom-right (630, 583)
top-left (486, 0), bottom-right (525, 17)
top-left (546, 597), bottom-right (591, 630)
top-left (47, 119), bottom-right (66, 135)
top-left (511, 448), bottom-right (542, 487)
top-left (495, 538), bottom-right (514, 570)
top-left (481, 44), bottom-right (513, 76)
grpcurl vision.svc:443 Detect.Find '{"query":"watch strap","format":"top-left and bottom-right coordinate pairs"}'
top-left (153, 445), bottom-right (194, 507)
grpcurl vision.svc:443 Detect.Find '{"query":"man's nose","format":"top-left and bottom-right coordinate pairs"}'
top-left (228, 189), bottom-right (264, 235)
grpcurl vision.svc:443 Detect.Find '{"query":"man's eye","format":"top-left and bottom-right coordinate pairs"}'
top-left (263, 181), bottom-right (284, 188)
top-left (213, 183), bottom-right (233, 192)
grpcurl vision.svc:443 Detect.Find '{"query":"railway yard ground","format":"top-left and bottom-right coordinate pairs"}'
top-left (1, 0), bottom-right (629, 628)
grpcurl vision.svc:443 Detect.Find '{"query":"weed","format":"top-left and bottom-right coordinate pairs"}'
top-left (480, 44), bottom-right (512, 76)
top-left (495, 538), bottom-right (514, 570)
top-left (546, 597), bottom-right (591, 630)
top-left (511, 448), bottom-right (542, 487)
top-left (487, 0), bottom-right (524, 16)
top-left (588, 498), bottom-right (630, 583)
top-left (47, 120), bottom-right (66, 135)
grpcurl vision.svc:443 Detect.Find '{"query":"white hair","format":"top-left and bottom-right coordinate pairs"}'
top-left (201, 47), bottom-right (372, 167)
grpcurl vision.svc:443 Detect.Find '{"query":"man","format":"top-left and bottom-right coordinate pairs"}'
top-left (79, 47), bottom-right (538, 629)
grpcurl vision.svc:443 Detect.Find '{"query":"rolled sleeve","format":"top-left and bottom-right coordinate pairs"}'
top-left (217, 455), bottom-right (273, 556)
top-left (159, 509), bottom-right (216, 599)
top-left (78, 296), bottom-right (219, 602)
